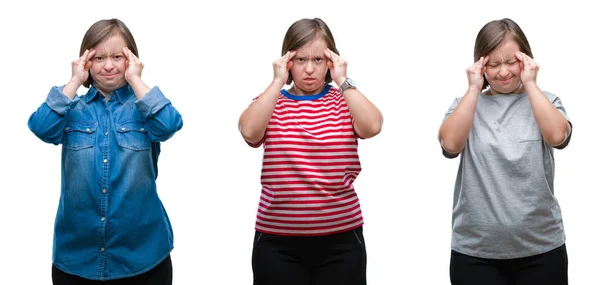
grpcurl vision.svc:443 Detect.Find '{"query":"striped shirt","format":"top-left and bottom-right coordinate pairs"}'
top-left (248, 85), bottom-right (363, 236)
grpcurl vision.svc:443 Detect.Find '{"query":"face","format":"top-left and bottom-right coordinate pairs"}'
top-left (485, 38), bottom-right (522, 94)
top-left (289, 37), bottom-right (329, 95)
top-left (90, 33), bottom-right (128, 96)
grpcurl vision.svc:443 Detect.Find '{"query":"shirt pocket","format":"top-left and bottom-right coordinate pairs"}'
top-left (63, 122), bottom-right (96, 150)
top-left (116, 122), bottom-right (151, 151)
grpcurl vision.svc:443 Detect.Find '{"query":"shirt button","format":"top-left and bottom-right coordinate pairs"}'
top-left (103, 159), bottom-right (108, 163)
top-left (121, 127), bottom-right (126, 131)
top-left (65, 127), bottom-right (70, 131)
top-left (140, 128), bottom-right (145, 131)
top-left (86, 128), bottom-right (91, 132)
top-left (100, 247), bottom-right (105, 252)
top-left (102, 189), bottom-right (107, 194)
top-left (101, 217), bottom-right (106, 222)
top-left (105, 132), bottom-right (108, 136)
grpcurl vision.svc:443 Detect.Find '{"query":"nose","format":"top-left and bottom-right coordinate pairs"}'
top-left (498, 64), bottom-right (510, 78)
top-left (103, 58), bottom-right (115, 70)
top-left (305, 61), bottom-right (314, 74)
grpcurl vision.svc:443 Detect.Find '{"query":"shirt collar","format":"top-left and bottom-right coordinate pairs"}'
top-left (83, 84), bottom-right (134, 104)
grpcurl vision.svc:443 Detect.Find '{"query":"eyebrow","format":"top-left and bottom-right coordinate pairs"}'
top-left (488, 58), bottom-right (517, 64)
top-left (94, 52), bottom-right (123, 57)
top-left (295, 55), bottom-right (323, 59)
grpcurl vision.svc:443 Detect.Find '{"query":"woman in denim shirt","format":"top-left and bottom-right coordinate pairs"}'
top-left (28, 18), bottom-right (183, 285)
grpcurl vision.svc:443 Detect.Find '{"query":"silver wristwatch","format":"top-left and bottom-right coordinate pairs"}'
top-left (339, 77), bottom-right (356, 94)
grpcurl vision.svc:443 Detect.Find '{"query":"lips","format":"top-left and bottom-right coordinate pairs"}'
top-left (100, 73), bottom-right (118, 79)
top-left (303, 78), bottom-right (316, 84)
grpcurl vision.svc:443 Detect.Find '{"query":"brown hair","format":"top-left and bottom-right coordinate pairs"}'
top-left (79, 18), bottom-right (138, 88)
top-left (474, 18), bottom-right (533, 89)
top-left (281, 18), bottom-right (339, 85)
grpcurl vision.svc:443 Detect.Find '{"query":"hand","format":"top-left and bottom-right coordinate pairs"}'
top-left (273, 51), bottom-right (296, 86)
top-left (324, 48), bottom-right (347, 86)
top-left (70, 49), bottom-right (96, 86)
top-left (515, 51), bottom-right (538, 86)
top-left (122, 47), bottom-right (144, 82)
top-left (466, 56), bottom-right (489, 91)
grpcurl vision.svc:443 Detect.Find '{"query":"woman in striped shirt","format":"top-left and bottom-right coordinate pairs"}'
top-left (239, 18), bottom-right (383, 285)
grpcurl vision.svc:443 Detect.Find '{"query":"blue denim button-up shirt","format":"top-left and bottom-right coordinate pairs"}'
top-left (28, 84), bottom-right (183, 281)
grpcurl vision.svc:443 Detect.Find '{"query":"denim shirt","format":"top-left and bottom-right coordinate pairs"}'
top-left (28, 84), bottom-right (183, 280)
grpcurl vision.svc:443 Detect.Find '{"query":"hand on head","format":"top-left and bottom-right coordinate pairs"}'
top-left (323, 48), bottom-right (347, 86)
top-left (514, 51), bottom-right (538, 86)
top-left (71, 49), bottom-right (97, 85)
top-left (272, 50), bottom-right (297, 86)
top-left (466, 55), bottom-right (489, 91)
top-left (122, 46), bottom-right (144, 83)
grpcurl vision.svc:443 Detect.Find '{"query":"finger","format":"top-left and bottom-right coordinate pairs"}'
top-left (514, 51), bottom-right (524, 62)
top-left (128, 48), bottom-right (138, 62)
top-left (286, 51), bottom-right (296, 64)
top-left (85, 49), bottom-right (96, 62)
top-left (323, 49), bottom-right (333, 60)
top-left (122, 47), bottom-right (130, 60)
top-left (482, 56), bottom-right (489, 66)
top-left (79, 49), bottom-right (90, 63)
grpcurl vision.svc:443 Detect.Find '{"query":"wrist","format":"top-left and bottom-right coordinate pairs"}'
top-left (68, 78), bottom-right (84, 88)
top-left (522, 81), bottom-right (537, 90)
top-left (271, 78), bottom-right (287, 89)
top-left (334, 76), bottom-right (347, 87)
top-left (339, 77), bottom-right (356, 94)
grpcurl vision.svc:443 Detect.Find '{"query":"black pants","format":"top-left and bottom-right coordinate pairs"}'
top-left (252, 227), bottom-right (367, 285)
top-left (52, 255), bottom-right (172, 285)
top-left (450, 244), bottom-right (568, 285)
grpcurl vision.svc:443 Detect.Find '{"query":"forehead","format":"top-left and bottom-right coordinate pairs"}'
top-left (94, 33), bottom-right (127, 53)
top-left (295, 37), bottom-right (328, 55)
top-left (488, 38), bottom-right (520, 60)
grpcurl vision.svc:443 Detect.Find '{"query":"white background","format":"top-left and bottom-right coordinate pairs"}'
top-left (1, 0), bottom-right (598, 284)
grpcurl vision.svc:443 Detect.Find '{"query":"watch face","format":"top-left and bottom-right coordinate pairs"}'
top-left (346, 77), bottom-right (356, 87)
top-left (347, 78), bottom-right (356, 87)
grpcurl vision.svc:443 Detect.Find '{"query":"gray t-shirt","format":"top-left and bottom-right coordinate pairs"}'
top-left (444, 91), bottom-right (571, 259)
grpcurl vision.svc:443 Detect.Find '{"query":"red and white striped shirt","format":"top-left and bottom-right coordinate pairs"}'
top-left (249, 85), bottom-right (363, 236)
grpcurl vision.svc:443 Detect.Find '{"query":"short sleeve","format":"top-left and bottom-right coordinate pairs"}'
top-left (443, 97), bottom-right (462, 121)
top-left (545, 92), bottom-right (572, 149)
top-left (440, 97), bottom-right (463, 158)
top-left (242, 94), bottom-right (267, 148)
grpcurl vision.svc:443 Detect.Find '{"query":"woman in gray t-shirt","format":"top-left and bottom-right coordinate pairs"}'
top-left (438, 18), bottom-right (572, 285)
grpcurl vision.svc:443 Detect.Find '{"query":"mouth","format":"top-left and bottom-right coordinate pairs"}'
top-left (498, 77), bottom-right (513, 84)
top-left (303, 78), bottom-right (316, 84)
top-left (100, 74), bottom-right (118, 79)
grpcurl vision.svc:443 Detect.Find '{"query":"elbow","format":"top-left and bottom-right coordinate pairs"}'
top-left (356, 117), bottom-right (383, 139)
top-left (440, 137), bottom-right (463, 155)
top-left (239, 122), bottom-right (263, 145)
top-left (28, 117), bottom-right (59, 145)
top-left (546, 132), bottom-right (568, 147)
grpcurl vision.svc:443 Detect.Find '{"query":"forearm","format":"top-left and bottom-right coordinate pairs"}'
top-left (524, 83), bottom-right (570, 146)
top-left (239, 81), bottom-right (283, 144)
top-left (438, 88), bottom-right (479, 153)
top-left (62, 80), bottom-right (82, 100)
top-left (128, 77), bottom-right (151, 100)
top-left (342, 89), bottom-right (382, 138)
top-left (28, 86), bottom-right (77, 144)
top-left (135, 87), bottom-right (183, 141)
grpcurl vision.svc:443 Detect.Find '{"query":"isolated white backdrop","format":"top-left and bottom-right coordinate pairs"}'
top-left (1, 0), bottom-right (598, 284)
